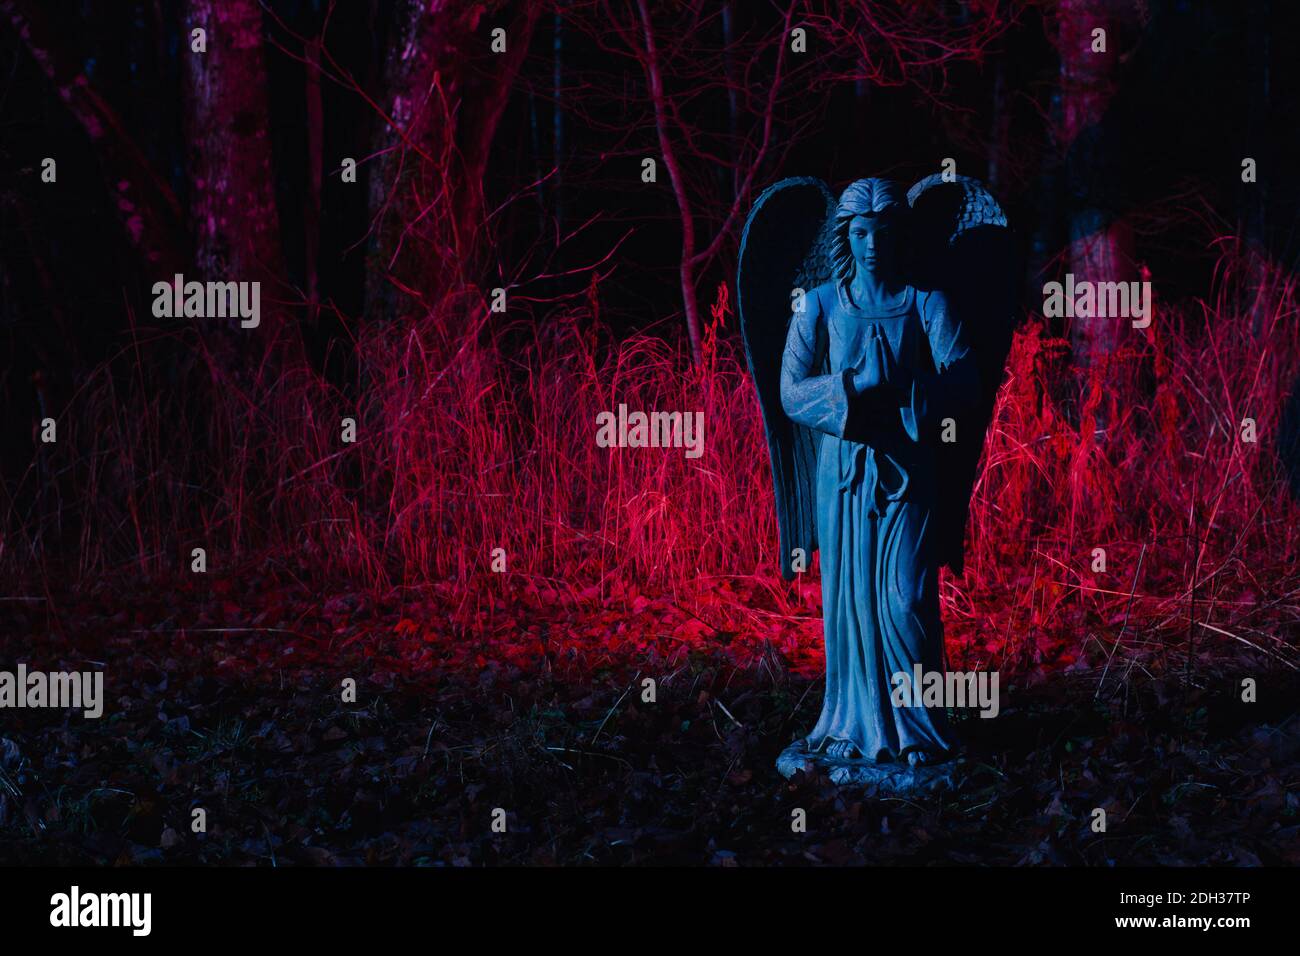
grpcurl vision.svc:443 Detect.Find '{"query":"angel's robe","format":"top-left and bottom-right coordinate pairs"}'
top-left (779, 281), bottom-right (978, 760)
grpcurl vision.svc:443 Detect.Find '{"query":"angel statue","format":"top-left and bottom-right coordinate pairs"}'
top-left (738, 175), bottom-right (1017, 788)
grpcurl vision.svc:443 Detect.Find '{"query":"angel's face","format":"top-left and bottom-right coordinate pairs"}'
top-left (847, 214), bottom-right (897, 279)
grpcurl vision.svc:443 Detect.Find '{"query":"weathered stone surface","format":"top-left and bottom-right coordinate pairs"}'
top-left (777, 741), bottom-right (960, 794)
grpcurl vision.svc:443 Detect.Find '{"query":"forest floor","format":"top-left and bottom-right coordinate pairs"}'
top-left (1, 577), bottom-right (1298, 866)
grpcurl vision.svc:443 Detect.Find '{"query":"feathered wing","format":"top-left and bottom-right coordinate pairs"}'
top-left (739, 177), bottom-right (836, 580)
top-left (907, 174), bottom-right (1020, 575)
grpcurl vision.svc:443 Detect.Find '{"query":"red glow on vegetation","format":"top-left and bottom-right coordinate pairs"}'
top-left (8, 248), bottom-right (1297, 684)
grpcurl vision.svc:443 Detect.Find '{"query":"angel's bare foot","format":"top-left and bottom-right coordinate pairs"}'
top-left (824, 739), bottom-right (861, 760)
top-left (906, 749), bottom-right (930, 768)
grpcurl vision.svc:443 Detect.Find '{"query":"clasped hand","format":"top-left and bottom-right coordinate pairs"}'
top-left (850, 324), bottom-right (911, 396)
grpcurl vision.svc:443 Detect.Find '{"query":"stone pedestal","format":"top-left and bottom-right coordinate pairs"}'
top-left (777, 741), bottom-right (960, 794)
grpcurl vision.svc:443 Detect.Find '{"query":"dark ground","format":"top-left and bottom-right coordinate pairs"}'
top-left (1, 581), bottom-right (1297, 866)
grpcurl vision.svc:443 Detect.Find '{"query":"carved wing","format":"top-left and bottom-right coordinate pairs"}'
top-left (907, 174), bottom-right (1020, 575)
top-left (738, 177), bottom-right (836, 580)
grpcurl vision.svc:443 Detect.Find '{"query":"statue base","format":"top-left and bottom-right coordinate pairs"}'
top-left (776, 741), bottom-right (959, 793)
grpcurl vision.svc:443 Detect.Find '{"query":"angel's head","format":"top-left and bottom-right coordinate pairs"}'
top-left (831, 178), bottom-right (907, 288)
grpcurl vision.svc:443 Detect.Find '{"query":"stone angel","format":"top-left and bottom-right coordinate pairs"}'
top-left (737, 175), bottom-right (1018, 787)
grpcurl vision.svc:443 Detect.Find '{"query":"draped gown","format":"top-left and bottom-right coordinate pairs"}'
top-left (779, 281), bottom-right (977, 761)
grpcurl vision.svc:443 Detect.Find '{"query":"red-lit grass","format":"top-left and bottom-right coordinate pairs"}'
top-left (3, 250), bottom-right (1297, 681)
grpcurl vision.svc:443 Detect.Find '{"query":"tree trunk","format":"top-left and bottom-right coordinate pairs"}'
top-left (637, 0), bottom-right (703, 364)
top-left (721, 2), bottom-right (738, 202)
top-left (553, 5), bottom-right (566, 238)
top-left (305, 36), bottom-right (324, 334)
top-left (988, 61), bottom-right (1009, 197)
top-left (365, 0), bottom-right (538, 323)
top-left (1059, 0), bottom-right (1134, 365)
top-left (183, 0), bottom-right (298, 374)
top-left (1242, 0), bottom-right (1271, 336)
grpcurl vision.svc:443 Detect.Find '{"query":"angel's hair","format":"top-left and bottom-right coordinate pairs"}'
top-left (830, 178), bottom-right (907, 296)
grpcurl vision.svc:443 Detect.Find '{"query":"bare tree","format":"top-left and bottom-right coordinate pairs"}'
top-left (184, 0), bottom-right (300, 374)
top-left (4, 0), bottom-right (296, 379)
top-left (1, 0), bottom-right (185, 274)
top-left (364, 0), bottom-right (540, 323)
top-left (568, 0), bottom-right (1019, 364)
top-left (1057, 0), bottom-right (1137, 365)
top-left (562, 1), bottom-right (806, 364)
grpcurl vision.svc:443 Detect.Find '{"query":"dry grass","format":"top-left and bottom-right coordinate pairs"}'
top-left (3, 249), bottom-right (1297, 682)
